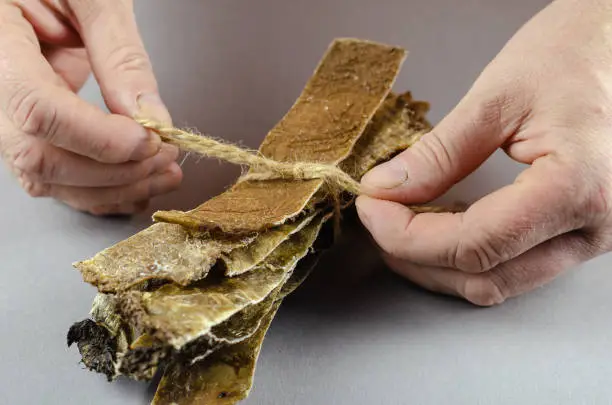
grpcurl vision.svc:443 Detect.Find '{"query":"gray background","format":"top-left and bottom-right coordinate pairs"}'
top-left (3, 0), bottom-right (612, 404)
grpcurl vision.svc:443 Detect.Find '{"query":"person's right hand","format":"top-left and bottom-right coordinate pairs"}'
top-left (0, 0), bottom-right (182, 215)
top-left (355, 0), bottom-right (612, 306)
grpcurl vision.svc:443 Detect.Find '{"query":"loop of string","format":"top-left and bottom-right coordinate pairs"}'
top-left (136, 118), bottom-right (362, 195)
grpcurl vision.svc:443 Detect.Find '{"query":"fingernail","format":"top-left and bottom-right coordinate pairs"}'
top-left (355, 196), bottom-right (373, 228)
top-left (150, 164), bottom-right (183, 196)
top-left (148, 144), bottom-right (181, 174)
top-left (137, 93), bottom-right (172, 125)
top-left (130, 93), bottom-right (171, 161)
top-left (361, 159), bottom-right (408, 189)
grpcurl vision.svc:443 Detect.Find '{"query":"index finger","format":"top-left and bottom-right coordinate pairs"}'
top-left (0, 2), bottom-right (159, 163)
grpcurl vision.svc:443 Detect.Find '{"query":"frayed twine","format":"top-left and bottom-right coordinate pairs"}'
top-left (137, 118), bottom-right (454, 237)
top-left (137, 118), bottom-right (361, 195)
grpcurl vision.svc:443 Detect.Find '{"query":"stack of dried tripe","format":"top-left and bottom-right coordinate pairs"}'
top-left (67, 38), bottom-right (438, 405)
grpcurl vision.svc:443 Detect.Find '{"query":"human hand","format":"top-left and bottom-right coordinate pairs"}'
top-left (356, 0), bottom-right (612, 306)
top-left (0, 0), bottom-right (182, 215)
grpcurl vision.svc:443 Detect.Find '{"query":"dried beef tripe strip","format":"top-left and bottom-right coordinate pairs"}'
top-left (66, 37), bottom-right (443, 405)
top-left (75, 222), bottom-right (256, 292)
top-left (68, 215), bottom-right (327, 383)
top-left (72, 40), bottom-right (424, 293)
top-left (117, 216), bottom-right (326, 350)
top-left (153, 38), bottom-right (407, 235)
top-left (149, 231), bottom-right (333, 405)
top-left (143, 91), bottom-right (437, 404)
top-left (151, 301), bottom-right (282, 405)
top-left (66, 85), bottom-right (434, 386)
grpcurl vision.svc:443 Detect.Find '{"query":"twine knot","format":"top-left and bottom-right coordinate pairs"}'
top-left (136, 118), bottom-right (362, 195)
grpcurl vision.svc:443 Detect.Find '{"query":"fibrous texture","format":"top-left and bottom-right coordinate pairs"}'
top-left (68, 38), bottom-right (435, 404)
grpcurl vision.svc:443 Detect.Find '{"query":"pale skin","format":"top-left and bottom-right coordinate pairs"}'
top-left (1, 0), bottom-right (611, 305)
top-left (0, 0), bottom-right (182, 215)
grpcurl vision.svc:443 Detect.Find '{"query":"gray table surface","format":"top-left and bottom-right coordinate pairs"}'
top-left (3, 1), bottom-right (612, 404)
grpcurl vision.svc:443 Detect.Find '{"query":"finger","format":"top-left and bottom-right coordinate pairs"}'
top-left (12, 139), bottom-right (178, 187)
top-left (15, 0), bottom-right (82, 47)
top-left (385, 231), bottom-right (596, 306)
top-left (356, 159), bottom-right (587, 273)
top-left (43, 163), bottom-right (182, 210)
top-left (0, 6), bottom-right (161, 163)
top-left (65, 0), bottom-right (171, 122)
top-left (42, 46), bottom-right (90, 92)
top-left (4, 83), bottom-right (161, 163)
top-left (360, 72), bottom-right (529, 204)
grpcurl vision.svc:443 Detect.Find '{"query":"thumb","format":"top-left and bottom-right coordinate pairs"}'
top-left (66, 0), bottom-right (170, 123)
top-left (361, 89), bottom-right (524, 204)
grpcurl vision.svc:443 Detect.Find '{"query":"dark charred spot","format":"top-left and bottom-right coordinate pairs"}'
top-left (66, 319), bottom-right (118, 381)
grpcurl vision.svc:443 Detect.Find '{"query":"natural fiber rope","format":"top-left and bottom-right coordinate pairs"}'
top-left (137, 118), bottom-right (362, 195)
top-left (136, 118), bottom-right (457, 227)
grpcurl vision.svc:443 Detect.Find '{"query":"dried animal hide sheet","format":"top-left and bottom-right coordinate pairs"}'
top-left (74, 91), bottom-right (430, 294)
top-left (75, 223), bottom-right (257, 292)
top-left (68, 215), bottom-right (326, 379)
top-left (152, 38), bottom-right (407, 235)
top-left (119, 215), bottom-right (326, 349)
top-left (152, 301), bottom-right (282, 405)
top-left (68, 37), bottom-right (438, 405)
top-left (341, 91), bottom-right (431, 178)
top-left (150, 224), bottom-right (333, 404)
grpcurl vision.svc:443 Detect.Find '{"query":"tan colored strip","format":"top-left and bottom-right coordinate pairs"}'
top-left (153, 38), bottom-right (406, 234)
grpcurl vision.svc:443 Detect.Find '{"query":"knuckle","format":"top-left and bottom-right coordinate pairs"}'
top-left (586, 182), bottom-right (610, 216)
top-left (6, 86), bottom-right (41, 134)
top-left (28, 183), bottom-right (50, 198)
top-left (453, 236), bottom-right (504, 273)
top-left (67, 0), bottom-right (131, 23)
top-left (411, 132), bottom-right (454, 192)
top-left (19, 176), bottom-right (50, 198)
top-left (463, 276), bottom-right (506, 307)
top-left (106, 43), bottom-right (152, 74)
top-left (421, 133), bottom-right (453, 171)
top-left (11, 141), bottom-right (55, 181)
top-left (376, 219), bottom-right (413, 260)
top-left (66, 0), bottom-right (100, 23)
top-left (572, 160), bottom-right (612, 226)
top-left (7, 86), bottom-right (60, 140)
top-left (451, 216), bottom-right (528, 273)
top-left (470, 79), bottom-right (527, 134)
top-left (89, 137), bottom-right (128, 163)
top-left (470, 93), bottom-right (506, 128)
